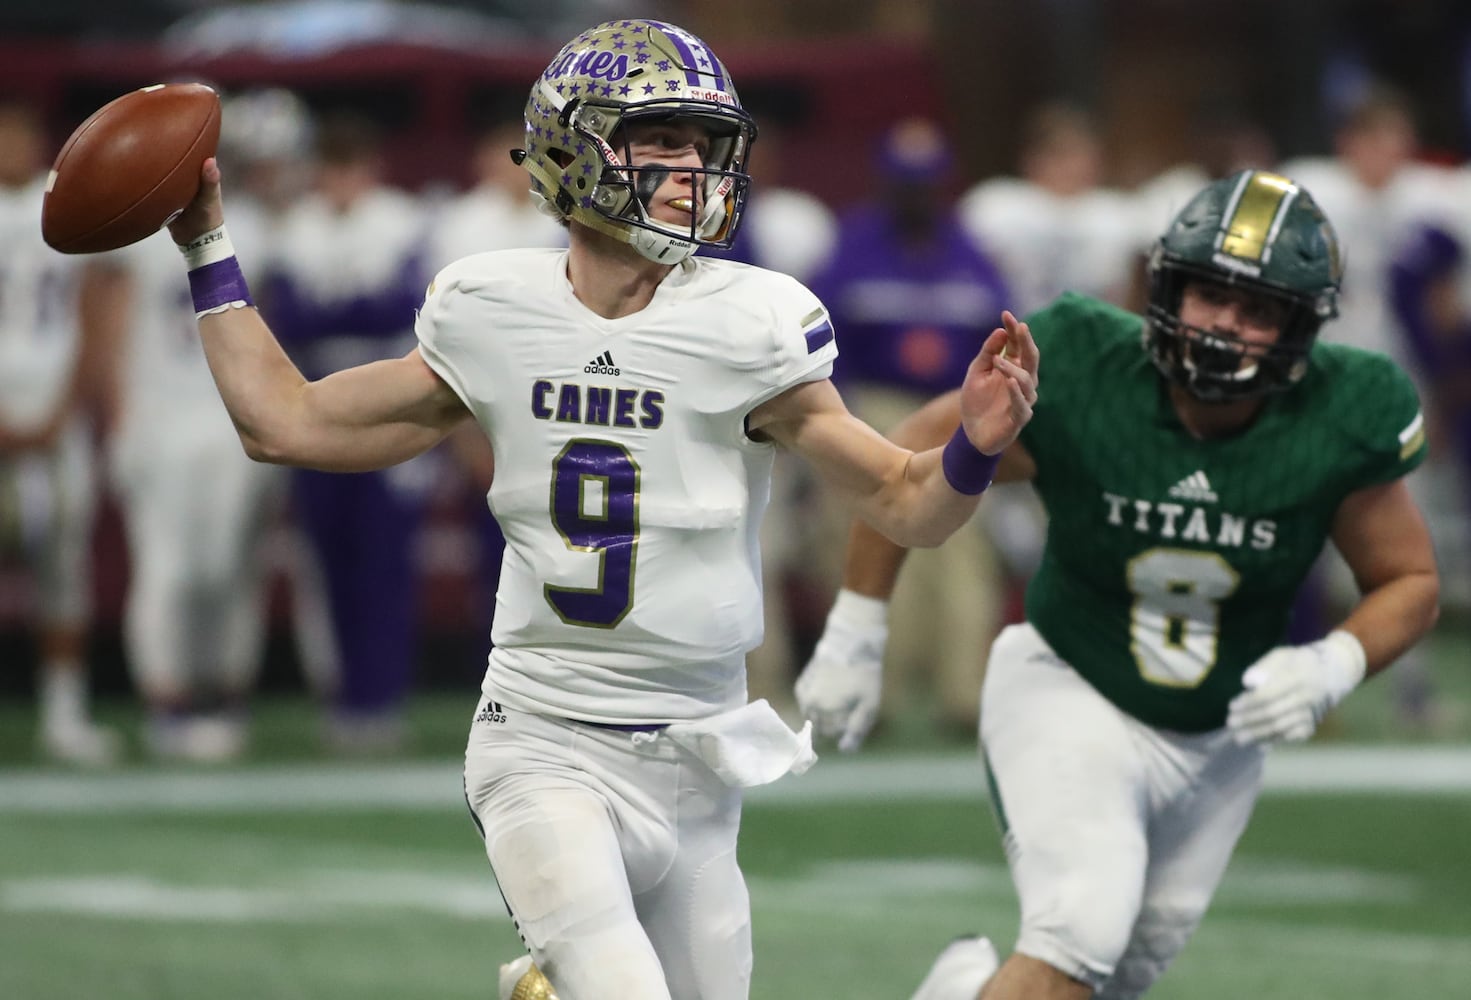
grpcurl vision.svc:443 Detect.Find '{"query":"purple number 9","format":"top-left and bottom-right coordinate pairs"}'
top-left (545, 439), bottom-right (640, 627)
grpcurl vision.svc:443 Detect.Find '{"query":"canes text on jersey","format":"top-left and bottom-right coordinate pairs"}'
top-left (1102, 493), bottom-right (1277, 550)
top-left (532, 379), bottom-right (666, 429)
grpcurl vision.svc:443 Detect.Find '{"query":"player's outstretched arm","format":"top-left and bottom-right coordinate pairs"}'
top-left (753, 311), bottom-right (1038, 550)
top-left (1227, 478), bottom-right (1441, 746)
top-left (783, 316), bottom-right (1039, 751)
top-left (166, 159), bottom-right (470, 472)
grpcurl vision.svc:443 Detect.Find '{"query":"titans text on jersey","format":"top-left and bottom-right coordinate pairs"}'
top-left (1101, 493), bottom-right (1276, 550)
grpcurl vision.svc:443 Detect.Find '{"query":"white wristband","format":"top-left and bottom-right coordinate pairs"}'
top-left (176, 225), bottom-right (236, 270)
top-left (828, 588), bottom-right (889, 629)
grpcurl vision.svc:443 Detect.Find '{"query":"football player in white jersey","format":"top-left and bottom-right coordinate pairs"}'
top-left (958, 102), bottom-right (1139, 316)
top-left (104, 212), bottom-right (281, 761)
top-left (0, 96), bottom-right (119, 765)
top-left (160, 19), bottom-right (1038, 1000)
top-left (103, 88), bottom-right (318, 762)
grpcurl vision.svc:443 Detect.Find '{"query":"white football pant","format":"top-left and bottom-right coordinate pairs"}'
top-left (980, 624), bottom-right (1266, 998)
top-left (111, 424), bottom-right (280, 702)
top-left (465, 695), bottom-right (752, 1000)
top-left (0, 418), bottom-right (95, 628)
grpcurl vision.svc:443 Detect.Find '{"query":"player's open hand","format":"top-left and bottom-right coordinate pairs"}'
top-left (958, 311), bottom-right (1039, 456)
top-left (166, 157), bottom-right (226, 246)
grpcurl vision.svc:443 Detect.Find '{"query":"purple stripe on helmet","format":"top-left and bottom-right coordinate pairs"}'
top-left (647, 20), bottom-right (725, 91)
top-left (804, 320), bottom-right (834, 353)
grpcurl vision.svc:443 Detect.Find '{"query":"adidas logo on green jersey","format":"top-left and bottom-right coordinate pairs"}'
top-left (1167, 470), bottom-right (1218, 503)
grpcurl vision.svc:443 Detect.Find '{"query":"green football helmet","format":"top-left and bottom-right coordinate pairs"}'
top-left (516, 19), bottom-right (756, 264)
top-left (1145, 169), bottom-right (1342, 401)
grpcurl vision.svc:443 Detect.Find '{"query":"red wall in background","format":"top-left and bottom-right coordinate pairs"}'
top-left (0, 35), bottom-right (943, 208)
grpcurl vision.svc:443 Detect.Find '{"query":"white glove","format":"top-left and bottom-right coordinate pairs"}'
top-left (1226, 630), bottom-right (1367, 746)
top-left (795, 589), bottom-right (888, 752)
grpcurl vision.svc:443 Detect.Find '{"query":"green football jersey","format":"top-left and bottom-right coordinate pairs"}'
top-left (1019, 292), bottom-right (1427, 732)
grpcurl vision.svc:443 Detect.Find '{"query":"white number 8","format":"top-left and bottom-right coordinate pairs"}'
top-left (1126, 548), bottom-right (1240, 687)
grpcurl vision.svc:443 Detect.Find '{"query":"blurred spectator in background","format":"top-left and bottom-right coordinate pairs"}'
top-left (0, 95), bottom-right (118, 765)
top-left (806, 117), bottom-right (1012, 737)
top-left (100, 87), bottom-right (314, 762)
top-left (700, 106), bottom-right (839, 713)
top-left (220, 87), bottom-right (317, 221)
top-left (959, 101), bottom-right (1138, 315)
top-left (266, 111), bottom-right (434, 752)
top-left (1131, 98), bottom-right (1279, 300)
top-left (1279, 85), bottom-right (1454, 366)
top-left (956, 104), bottom-right (1142, 621)
top-left (1279, 84), bottom-right (1460, 728)
top-left (429, 118), bottom-right (567, 268)
top-left (427, 117), bottom-right (566, 649)
top-left (1390, 206), bottom-right (1471, 717)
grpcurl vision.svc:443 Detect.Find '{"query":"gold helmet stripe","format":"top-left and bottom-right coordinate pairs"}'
top-left (1216, 171), bottom-right (1299, 264)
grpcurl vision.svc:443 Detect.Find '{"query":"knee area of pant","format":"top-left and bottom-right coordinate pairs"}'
top-left (1099, 903), bottom-right (1206, 998)
top-left (1015, 897), bottom-right (1137, 992)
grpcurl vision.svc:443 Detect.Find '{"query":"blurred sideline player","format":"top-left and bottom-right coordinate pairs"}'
top-left (1279, 84), bottom-right (1458, 726)
top-left (266, 112), bottom-right (434, 752)
top-left (100, 88), bottom-right (311, 761)
top-left (159, 17), bottom-right (1039, 999)
top-left (428, 117), bottom-right (566, 645)
top-left (797, 170), bottom-right (1439, 1000)
top-left (0, 95), bottom-right (118, 765)
top-left (805, 118), bottom-right (1013, 738)
top-left (959, 102), bottom-right (1138, 316)
top-left (700, 106), bottom-right (838, 714)
top-left (955, 103), bottom-right (1142, 651)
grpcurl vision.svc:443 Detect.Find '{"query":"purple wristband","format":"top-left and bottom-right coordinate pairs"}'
top-left (941, 426), bottom-right (1001, 495)
top-left (187, 256), bottom-right (254, 315)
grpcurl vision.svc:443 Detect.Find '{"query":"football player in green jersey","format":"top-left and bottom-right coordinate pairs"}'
top-left (796, 169), bottom-right (1440, 1000)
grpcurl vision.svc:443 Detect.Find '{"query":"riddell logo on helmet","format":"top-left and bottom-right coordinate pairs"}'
top-left (689, 89), bottom-right (736, 106)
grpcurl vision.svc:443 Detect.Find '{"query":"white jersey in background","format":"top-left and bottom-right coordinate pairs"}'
top-left (1277, 156), bottom-right (1456, 368)
top-left (732, 187), bottom-right (837, 285)
top-left (107, 201), bottom-right (273, 440)
top-left (1132, 164), bottom-right (1213, 254)
top-left (429, 185), bottom-right (566, 270)
top-left (277, 186), bottom-right (426, 305)
top-left (958, 177), bottom-right (1139, 314)
top-left (0, 176), bottom-right (88, 432)
top-left (416, 249), bottom-right (837, 723)
top-left (104, 201), bottom-right (285, 745)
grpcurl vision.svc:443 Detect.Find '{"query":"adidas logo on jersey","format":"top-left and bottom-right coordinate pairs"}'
top-left (584, 351), bottom-right (620, 376)
top-left (1168, 470), bottom-right (1218, 503)
top-left (474, 700), bottom-right (507, 724)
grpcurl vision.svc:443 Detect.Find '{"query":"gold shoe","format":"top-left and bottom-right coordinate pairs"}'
top-left (499, 955), bottom-right (558, 1000)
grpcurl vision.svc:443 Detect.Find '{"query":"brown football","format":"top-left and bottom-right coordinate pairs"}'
top-left (41, 82), bottom-right (221, 254)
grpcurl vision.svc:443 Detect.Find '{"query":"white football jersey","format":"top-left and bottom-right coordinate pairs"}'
top-left (958, 177), bottom-right (1139, 315)
top-left (275, 186), bottom-right (426, 304)
top-left (0, 176), bottom-right (88, 431)
top-left (417, 249), bottom-right (837, 722)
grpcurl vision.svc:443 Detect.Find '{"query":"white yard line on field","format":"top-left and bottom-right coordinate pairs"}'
top-left (0, 745), bottom-right (1467, 814)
